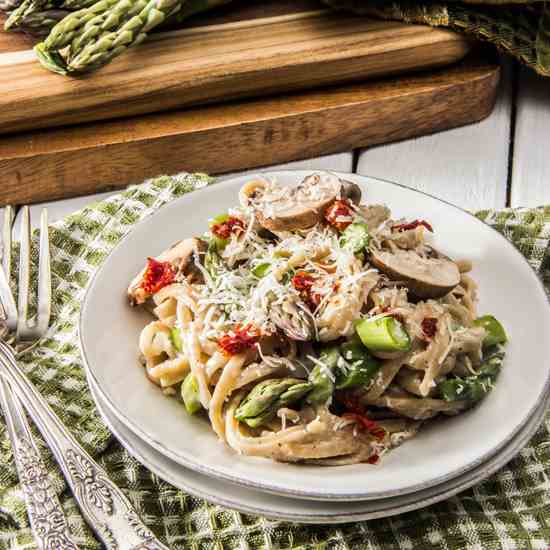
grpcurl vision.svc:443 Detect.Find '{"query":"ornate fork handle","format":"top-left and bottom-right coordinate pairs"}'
top-left (0, 341), bottom-right (169, 550)
top-left (0, 378), bottom-right (79, 549)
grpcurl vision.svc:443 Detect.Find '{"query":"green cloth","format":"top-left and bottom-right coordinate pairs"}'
top-left (0, 173), bottom-right (549, 549)
top-left (323, 0), bottom-right (550, 77)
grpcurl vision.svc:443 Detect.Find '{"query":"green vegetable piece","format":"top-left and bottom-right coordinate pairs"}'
top-left (181, 373), bottom-right (202, 415)
top-left (336, 340), bottom-right (381, 389)
top-left (170, 328), bottom-right (183, 353)
top-left (474, 315), bottom-right (507, 347)
top-left (439, 349), bottom-right (505, 403)
top-left (235, 378), bottom-right (311, 428)
top-left (340, 222), bottom-right (371, 254)
top-left (306, 346), bottom-right (339, 404)
top-left (209, 213), bottom-right (229, 228)
top-left (208, 213), bottom-right (230, 251)
top-left (204, 240), bottom-right (223, 276)
top-left (355, 316), bottom-right (411, 352)
top-left (252, 262), bottom-right (271, 278)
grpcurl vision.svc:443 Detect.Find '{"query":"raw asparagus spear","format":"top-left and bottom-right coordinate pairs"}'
top-left (235, 378), bottom-right (312, 428)
top-left (36, 0), bottom-right (181, 74)
top-left (3, 0), bottom-right (95, 31)
top-left (4, 0), bottom-right (49, 30)
top-left (17, 9), bottom-right (69, 35)
top-left (36, 0), bottom-right (231, 74)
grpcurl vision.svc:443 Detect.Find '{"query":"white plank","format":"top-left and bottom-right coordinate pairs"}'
top-left (15, 153), bottom-right (354, 233)
top-left (356, 61), bottom-right (513, 211)
top-left (510, 67), bottom-right (550, 207)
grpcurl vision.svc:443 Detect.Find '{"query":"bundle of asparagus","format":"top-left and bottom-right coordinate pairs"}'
top-left (1, 0), bottom-right (230, 71)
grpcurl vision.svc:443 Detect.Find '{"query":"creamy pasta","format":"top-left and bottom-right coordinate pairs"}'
top-left (128, 173), bottom-right (507, 466)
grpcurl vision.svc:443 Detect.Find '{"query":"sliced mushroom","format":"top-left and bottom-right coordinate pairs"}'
top-left (359, 204), bottom-right (391, 231)
top-left (245, 173), bottom-right (357, 232)
top-left (340, 179), bottom-right (362, 204)
top-left (370, 247), bottom-right (460, 299)
top-left (128, 237), bottom-right (207, 305)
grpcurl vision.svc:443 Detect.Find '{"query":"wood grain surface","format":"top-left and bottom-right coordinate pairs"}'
top-left (0, 52), bottom-right (499, 206)
top-left (0, 2), bottom-right (471, 134)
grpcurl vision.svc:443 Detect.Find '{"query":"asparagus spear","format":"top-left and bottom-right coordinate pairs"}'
top-left (4, 0), bottom-right (49, 30)
top-left (3, 0), bottom-right (95, 32)
top-left (473, 315), bottom-right (507, 347)
top-left (170, 327), bottom-right (183, 352)
top-left (340, 222), bottom-right (370, 255)
top-left (17, 9), bottom-right (69, 35)
top-left (306, 346), bottom-right (339, 405)
top-left (36, 0), bottom-right (231, 74)
top-left (181, 372), bottom-right (201, 414)
top-left (438, 349), bottom-right (505, 403)
top-left (235, 378), bottom-right (312, 428)
top-left (336, 339), bottom-right (381, 390)
top-left (355, 315), bottom-right (411, 352)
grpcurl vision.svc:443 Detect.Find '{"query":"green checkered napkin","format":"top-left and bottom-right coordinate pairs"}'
top-left (323, 0), bottom-right (550, 77)
top-left (0, 173), bottom-right (548, 549)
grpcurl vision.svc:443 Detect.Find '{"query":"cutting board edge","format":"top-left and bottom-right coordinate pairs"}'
top-left (0, 54), bottom-right (500, 206)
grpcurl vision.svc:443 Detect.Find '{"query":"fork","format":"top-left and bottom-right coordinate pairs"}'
top-left (0, 206), bottom-right (169, 550)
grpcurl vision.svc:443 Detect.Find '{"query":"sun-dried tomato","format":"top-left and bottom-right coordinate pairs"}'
top-left (292, 271), bottom-right (314, 293)
top-left (342, 412), bottom-right (386, 441)
top-left (140, 258), bottom-right (176, 294)
top-left (292, 272), bottom-right (322, 310)
top-left (392, 219), bottom-right (433, 233)
top-left (218, 324), bottom-right (260, 356)
top-left (366, 453), bottom-right (380, 465)
top-left (211, 216), bottom-right (245, 240)
top-left (421, 317), bottom-right (438, 339)
top-left (324, 199), bottom-right (354, 231)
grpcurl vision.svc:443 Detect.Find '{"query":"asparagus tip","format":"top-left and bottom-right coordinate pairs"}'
top-left (34, 42), bottom-right (68, 75)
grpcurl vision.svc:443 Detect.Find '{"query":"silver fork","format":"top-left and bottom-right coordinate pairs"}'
top-left (0, 206), bottom-right (77, 550)
top-left (0, 206), bottom-right (169, 550)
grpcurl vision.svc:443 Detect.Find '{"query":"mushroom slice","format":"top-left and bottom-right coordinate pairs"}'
top-left (247, 173), bottom-right (353, 232)
top-left (359, 204), bottom-right (391, 231)
top-left (340, 179), bottom-right (362, 204)
top-left (370, 247), bottom-right (460, 299)
top-left (128, 237), bottom-right (206, 305)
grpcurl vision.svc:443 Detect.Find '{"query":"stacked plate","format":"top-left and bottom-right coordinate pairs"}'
top-left (79, 172), bottom-right (550, 523)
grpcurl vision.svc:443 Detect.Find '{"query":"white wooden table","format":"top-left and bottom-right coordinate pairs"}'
top-left (7, 58), bottom-right (550, 229)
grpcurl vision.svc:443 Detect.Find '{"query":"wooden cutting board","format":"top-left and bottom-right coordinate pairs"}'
top-left (0, 0), bottom-right (473, 134)
top-left (0, 50), bottom-right (500, 205)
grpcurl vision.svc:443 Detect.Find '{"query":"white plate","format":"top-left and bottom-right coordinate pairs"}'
top-left (79, 171), bottom-right (550, 502)
top-left (90, 376), bottom-right (549, 523)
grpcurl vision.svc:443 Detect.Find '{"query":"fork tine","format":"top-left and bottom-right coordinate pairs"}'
top-left (0, 206), bottom-right (17, 332)
top-left (16, 206), bottom-right (31, 340)
top-left (35, 209), bottom-right (51, 336)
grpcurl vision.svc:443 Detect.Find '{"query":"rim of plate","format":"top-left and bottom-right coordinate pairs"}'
top-left (90, 375), bottom-right (549, 523)
top-left (79, 170), bottom-right (550, 501)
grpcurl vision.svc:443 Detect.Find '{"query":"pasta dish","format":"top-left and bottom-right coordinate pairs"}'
top-left (128, 173), bottom-right (507, 466)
